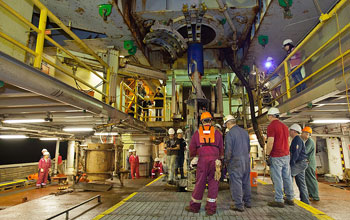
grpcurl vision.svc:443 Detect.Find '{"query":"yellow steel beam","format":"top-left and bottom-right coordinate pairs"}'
top-left (262, 0), bottom-right (349, 86)
top-left (105, 68), bottom-right (111, 104)
top-left (30, 0), bottom-right (109, 69)
top-left (44, 35), bottom-right (107, 82)
top-left (0, 0), bottom-right (40, 33)
top-left (33, 7), bottom-right (47, 68)
top-left (0, 32), bottom-right (37, 56)
top-left (42, 57), bottom-right (106, 96)
top-left (283, 62), bottom-right (291, 99)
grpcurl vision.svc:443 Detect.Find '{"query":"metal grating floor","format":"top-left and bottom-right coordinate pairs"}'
top-left (99, 177), bottom-right (318, 220)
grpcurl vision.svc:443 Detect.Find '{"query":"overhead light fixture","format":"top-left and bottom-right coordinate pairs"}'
top-left (265, 61), bottom-right (272, 68)
top-left (40, 137), bottom-right (59, 141)
top-left (3, 119), bottom-right (46, 124)
top-left (119, 55), bottom-right (125, 58)
top-left (94, 132), bottom-right (119, 136)
top-left (0, 135), bottom-right (28, 139)
top-left (63, 127), bottom-right (94, 132)
top-left (312, 119), bottom-right (350, 124)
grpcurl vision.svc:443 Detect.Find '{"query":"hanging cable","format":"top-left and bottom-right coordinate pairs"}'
top-left (312, 0), bottom-right (323, 15)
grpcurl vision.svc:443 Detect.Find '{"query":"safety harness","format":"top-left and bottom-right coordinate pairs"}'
top-left (197, 125), bottom-right (218, 148)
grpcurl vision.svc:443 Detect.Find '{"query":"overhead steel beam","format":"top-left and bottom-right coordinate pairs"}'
top-left (119, 63), bottom-right (167, 80)
top-left (0, 106), bottom-right (79, 114)
top-left (0, 93), bottom-right (40, 98)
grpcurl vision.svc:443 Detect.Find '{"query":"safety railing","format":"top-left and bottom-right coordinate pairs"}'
top-left (259, 0), bottom-right (350, 113)
top-left (46, 195), bottom-right (101, 220)
top-left (119, 80), bottom-right (166, 121)
top-left (0, 0), bottom-right (111, 104)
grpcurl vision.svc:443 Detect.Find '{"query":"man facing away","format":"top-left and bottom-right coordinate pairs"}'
top-left (185, 112), bottom-right (224, 216)
top-left (266, 107), bottom-right (294, 208)
top-left (166, 128), bottom-right (178, 185)
top-left (289, 124), bottom-right (310, 204)
top-left (224, 115), bottom-right (251, 212)
top-left (301, 126), bottom-right (320, 201)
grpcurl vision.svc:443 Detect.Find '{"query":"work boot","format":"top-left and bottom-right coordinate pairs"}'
top-left (244, 204), bottom-right (252, 208)
top-left (310, 197), bottom-right (320, 202)
top-left (267, 201), bottom-right (285, 208)
top-left (185, 206), bottom-right (199, 213)
top-left (284, 199), bottom-right (294, 206)
top-left (230, 205), bottom-right (244, 212)
top-left (206, 210), bottom-right (216, 216)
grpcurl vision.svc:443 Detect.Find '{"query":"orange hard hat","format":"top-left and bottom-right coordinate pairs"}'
top-left (302, 126), bottom-right (312, 134)
top-left (200, 112), bottom-right (212, 121)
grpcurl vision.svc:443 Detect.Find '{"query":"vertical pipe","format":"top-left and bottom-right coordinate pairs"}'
top-left (242, 87), bottom-right (247, 129)
top-left (105, 68), bottom-right (111, 104)
top-left (119, 82), bottom-right (123, 111)
top-left (228, 74), bottom-right (232, 115)
top-left (163, 87), bottom-right (166, 121)
top-left (171, 75), bottom-right (176, 116)
top-left (187, 43), bottom-right (204, 76)
top-left (54, 140), bottom-right (60, 175)
top-left (134, 80), bottom-right (138, 119)
top-left (284, 61), bottom-right (291, 99)
top-left (34, 8), bottom-right (47, 68)
top-left (66, 140), bottom-right (75, 176)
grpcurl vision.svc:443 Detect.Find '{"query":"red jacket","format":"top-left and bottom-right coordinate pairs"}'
top-left (129, 155), bottom-right (139, 166)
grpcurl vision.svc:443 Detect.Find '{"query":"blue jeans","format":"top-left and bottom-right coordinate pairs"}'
top-left (291, 68), bottom-right (306, 93)
top-left (270, 155), bottom-right (294, 202)
top-left (291, 160), bottom-right (310, 204)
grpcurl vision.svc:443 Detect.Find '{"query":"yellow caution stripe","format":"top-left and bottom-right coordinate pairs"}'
top-left (93, 175), bottom-right (164, 220)
top-left (0, 179), bottom-right (27, 187)
top-left (257, 179), bottom-right (269, 185)
top-left (294, 199), bottom-right (335, 220)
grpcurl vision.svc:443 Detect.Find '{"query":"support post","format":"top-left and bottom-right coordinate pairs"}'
top-left (34, 8), bottom-right (47, 68)
top-left (54, 139), bottom-right (60, 175)
top-left (284, 61), bottom-right (291, 99)
top-left (66, 141), bottom-right (75, 179)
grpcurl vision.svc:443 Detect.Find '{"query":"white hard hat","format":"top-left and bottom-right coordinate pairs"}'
top-left (268, 107), bottom-right (280, 116)
top-left (155, 157), bottom-right (160, 162)
top-left (266, 57), bottom-right (274, 62)
top-left (290, 124), bottom-right (302, 133)
top-left (283, 39), bottom-right (293, 46)
top-left (224, 115), bottom-right (235, 125)
top-left (42, 148), bottom-right (48, 152)
top-left (168, 128), bottom-right (175, 135)
top-left (128, 149), bottom-right (133, 153)
top-left (43, 152), bottom-right (50, 156)
top-left (215, 124), bottom-right (222, 130)
top-left (132, 149), bottom-right (136, 152)
top-left (176, 128), bottom-right (183, 134)
top-left (225, 128), bottom-right (230, 133)
top-left (144, 96), bottom-right (150, 100)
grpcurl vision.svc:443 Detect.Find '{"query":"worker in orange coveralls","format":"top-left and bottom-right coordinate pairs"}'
top-left (185, 111), bottom-right (224, 216)
top-left (129, 149), bottom-right (140, 179)
top-left (151, 157), bottom-right (163, 178)
top-left (36, 151), bottom-right (51, 188)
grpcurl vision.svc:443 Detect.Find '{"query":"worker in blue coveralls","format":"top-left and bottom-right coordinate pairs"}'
top-left (289, 123), bottom-right (310, 204)
top-left (223, 115), bottom-right (251, 212)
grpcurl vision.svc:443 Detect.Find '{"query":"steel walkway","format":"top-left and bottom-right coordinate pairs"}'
top-left (94, 177), bottom-right (330, 220)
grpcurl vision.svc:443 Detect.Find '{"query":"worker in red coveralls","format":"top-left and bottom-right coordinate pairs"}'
top-left (185, 112), bottom-right (224, 216)
top-left (36, 151), bottom-right (51, 188)
top-left (129, 149), bottom-right (140, 179)
top-left (151, 157), bottom-right (163, 178)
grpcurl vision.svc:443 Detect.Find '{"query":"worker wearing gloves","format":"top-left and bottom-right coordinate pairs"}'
top-left (185, 112), bottom-right (224, 216)
top-left (289, 124), bottom-right (310, 204)
top-left (224, 115), bottom-right (251, 212)
top-left (301, 127), bottom-right (320, 201)
top-left (266, 107), bottom-right (294, 208)
top-left (129, 149), bottom-right (140, 179)
top-left (166, 128), bottom-right (178, 185)
top-left (151, 158), bottom-right (163, 178)
top-left (36, 151), bottom-right (51, 188)
top-left (175, 128), bottom-right (186, 179)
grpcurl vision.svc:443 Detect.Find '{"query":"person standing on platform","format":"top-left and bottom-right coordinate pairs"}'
top-left (289, 124), bottom-right (310, 204)
top-left (166, 128), bottom-right (178, 184)
top-left (185, 112), bottom-right (224, 216)
top-left (129, 149), bottom-right (140, 179)
top-left (154, 87), bottom-right (164, 121)
top-left (224, 115), bottom-right (251, 212)
top-left (266, 107), bottom-right (294, 208)
top-left (36, 152), bottom-right (51, 188)
top-left (126, 149), bottom-right (133, 179)
top-left (301, 126), bottom-right (320, 201)
top-left (175, 128), bottom-right (186, 179)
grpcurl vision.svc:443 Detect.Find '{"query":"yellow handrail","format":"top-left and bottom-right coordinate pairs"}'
top-left (0, 0), bottom-right (112, 102)
top-left (261, 0), bottom-right (350, 106)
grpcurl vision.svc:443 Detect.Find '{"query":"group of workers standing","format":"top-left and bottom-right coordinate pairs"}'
top-left (182, 108), bottom-right (319, 216)
top-left (266, 107), bottom-right (319, 208)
